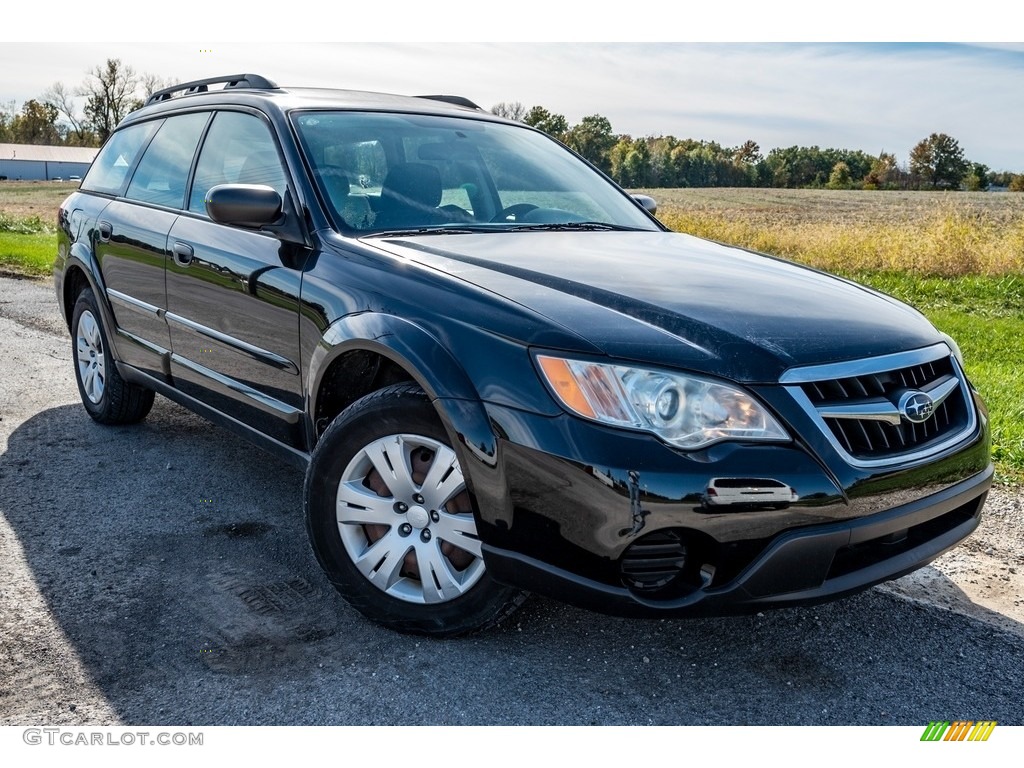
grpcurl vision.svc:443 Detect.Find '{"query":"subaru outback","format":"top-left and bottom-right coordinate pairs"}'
top-left (54, 74), bottom-right (992, 635)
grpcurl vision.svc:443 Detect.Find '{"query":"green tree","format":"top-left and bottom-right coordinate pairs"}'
top-left (608, 137), bottom-right (633, 185)
top-left (863, 152), bottom-right (897, 189)
top-left (623, 140), bottom-right (651, 187)
top-left (760, 145), bottom-right (873, 189)
top-left (9, 99), bottom-right (62, 144)
top-left (564, 114), bottom-right (616, 171)
top-left (1009, 174), bottom-right (1024, 192)
top-left (0, 99), bottom-right (14, 142)
top-left (909, 133), bottom-right (969, 189)
top-left (523, 105), bottom-right (568, 139)
top-left (963, 162), bottom-right (989, 191)
top-left (826, 161), bottom-right (853, 189)
top-left (647, 136), bottom-right (679, 186)
top-left (733, 140), bottom-right (761, 165)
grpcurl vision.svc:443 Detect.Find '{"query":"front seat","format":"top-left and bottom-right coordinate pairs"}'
top-left (375, 163), bottom-right (443, 229)
top-left (236, 150), bottom-right (287, 194)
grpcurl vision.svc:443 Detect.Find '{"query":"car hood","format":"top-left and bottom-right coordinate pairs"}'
top-left (366, 230), bottom-right (943, 383)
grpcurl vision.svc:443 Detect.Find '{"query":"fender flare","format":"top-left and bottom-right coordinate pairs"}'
top-left (63, 242), bottom-right (124, 362)
top-left (307, 311), bottom-right (498, 470)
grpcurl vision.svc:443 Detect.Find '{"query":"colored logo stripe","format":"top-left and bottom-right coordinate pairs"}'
top-left (969, 722), bottom-right (997, 741)
top-left (944, 721), bottom-right (973, 741)
top-left (921, 722), bottom-right (949, 741)
top-left (920, 721), bottom-right (996, 742)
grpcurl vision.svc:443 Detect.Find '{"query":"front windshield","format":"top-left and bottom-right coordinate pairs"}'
top-left (291, 111), bottom-right (659, 235)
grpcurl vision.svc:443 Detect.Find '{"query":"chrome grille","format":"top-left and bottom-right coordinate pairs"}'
top-left (781, 344), bottom-right (977, 466)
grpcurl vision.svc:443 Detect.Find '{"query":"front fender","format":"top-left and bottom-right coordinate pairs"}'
top-left (307, 310), bottom-right (499, 469)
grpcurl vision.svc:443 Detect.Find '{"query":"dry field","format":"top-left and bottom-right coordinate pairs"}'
top-left (0, 180), bottom-right (79, 224)
top-left (647, 188), bottom-right (1024, 276)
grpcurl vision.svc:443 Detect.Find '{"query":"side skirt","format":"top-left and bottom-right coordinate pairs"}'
top-left (117, 362), bottom-right (311, 471)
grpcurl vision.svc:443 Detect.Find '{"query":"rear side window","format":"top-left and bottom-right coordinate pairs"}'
top-left (80, 121), bottom-right (160, 196)
top-left (125, 113), bottom-right (210, 208)
top-left (189, 111), bottom-right (287, 215)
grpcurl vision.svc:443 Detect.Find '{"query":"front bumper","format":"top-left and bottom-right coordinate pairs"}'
top-left (484, 464), bottom-right (991, 617)
top-left (470, 397), bottom-right (991, 617)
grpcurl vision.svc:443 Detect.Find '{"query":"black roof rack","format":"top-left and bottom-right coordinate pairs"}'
top-left (145, 74), bottom-right (278, 106)
top-left (416, 94), bottom-right (482, 111)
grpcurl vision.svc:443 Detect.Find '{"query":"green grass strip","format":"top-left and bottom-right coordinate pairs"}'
top-left (0, 232), bottom-right (56, 277)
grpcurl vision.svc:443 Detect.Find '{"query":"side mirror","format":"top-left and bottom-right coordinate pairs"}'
top-left (631, 194), bottom-right (657, 216)
top-left (206, 184), bottom-right (283, 227)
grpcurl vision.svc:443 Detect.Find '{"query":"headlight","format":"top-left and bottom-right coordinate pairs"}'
top-left (536, 355), bottom-right (789, 450)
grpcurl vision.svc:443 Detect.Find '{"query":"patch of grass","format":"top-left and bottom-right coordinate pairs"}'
top-left (0, 232), bottom-right (56, 277)
top-left (925, 311), bottom-right (1024, 482)
top-left (839, 272), bottom-right (1024, 317)
top-left (0, 211), bottom-right (54, 235)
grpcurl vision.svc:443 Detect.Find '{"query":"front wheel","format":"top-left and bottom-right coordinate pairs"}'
top-left (304, 383), bottom-right (525, 636)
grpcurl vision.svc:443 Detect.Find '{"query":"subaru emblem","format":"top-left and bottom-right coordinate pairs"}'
top-left (898, 391), bottom-right (935, 423)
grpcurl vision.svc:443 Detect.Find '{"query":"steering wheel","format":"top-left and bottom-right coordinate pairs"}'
top-left (438, 204), bottom-right (474, 222)
top-left (491, 203), bottom-right (538, 223)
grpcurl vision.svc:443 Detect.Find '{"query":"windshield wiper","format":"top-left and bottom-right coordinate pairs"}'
top-left (505, 222), bottom-right (642, 232)
top-left (364, 226), bottom-right (482, 237)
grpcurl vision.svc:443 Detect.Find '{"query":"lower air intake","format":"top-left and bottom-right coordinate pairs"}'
top-left (620, 530), bottom-right (688, 591)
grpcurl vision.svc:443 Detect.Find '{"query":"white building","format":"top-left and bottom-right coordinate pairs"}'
top-left (0, 143), bottom-right (98, 181)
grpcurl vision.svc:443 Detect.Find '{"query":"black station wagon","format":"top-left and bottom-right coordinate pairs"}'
top-left (54, 74), bottom-right (992, 635)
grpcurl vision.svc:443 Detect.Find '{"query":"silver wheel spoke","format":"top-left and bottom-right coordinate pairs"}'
top-left (353, 531), bottom-right (409, 591)
top-left (89, 322), bottom-right (102, 351)
top-left (94, 363), bottom-right (105, 398)
top-left (416, 540), bottom-right (461, 603)
top-left (419, 445), bottom-right (463, 509)
top-left (365, 436), bottom-right (417, 499)
top-left (336, 481), bottom-right (398, 525)
top-left (435, 513), bottom-right (483, 558)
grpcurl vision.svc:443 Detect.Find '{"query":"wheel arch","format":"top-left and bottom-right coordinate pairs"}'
top-left (307, 312), bottom-right (498, 471)
top-left (61, 244), bottom-right (123, 361)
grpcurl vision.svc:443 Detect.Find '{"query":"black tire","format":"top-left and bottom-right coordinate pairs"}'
top-left (304, 382), bottom-right (526, 636)
top-left (71, 287), bottom-right (154, 425)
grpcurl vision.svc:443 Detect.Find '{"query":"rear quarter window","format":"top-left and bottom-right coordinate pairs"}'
top-left (125, 113), bottom-right (210, 209)
top-left (80, 121), bottom-right (161, 196)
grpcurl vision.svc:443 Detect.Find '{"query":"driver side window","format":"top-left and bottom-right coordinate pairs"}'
top-left (189, 111), bottom-right (287, 216)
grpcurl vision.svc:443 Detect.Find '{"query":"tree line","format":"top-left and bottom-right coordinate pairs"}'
top-left (0, 59), bottom-right (172, 147)
top-left (493, 102), bottom-right (1024, 192)
top-left (2, 62), bottom-right (1021, 193)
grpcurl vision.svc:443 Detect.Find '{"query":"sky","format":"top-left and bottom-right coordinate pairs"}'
top-left (4, 7), bottom-right (1022, 171)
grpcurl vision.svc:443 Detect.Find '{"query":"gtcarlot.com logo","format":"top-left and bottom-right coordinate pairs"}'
top-left (23, 728), bottom-right (203, 747)
top-left (920, 721), bottom-right (997, 742)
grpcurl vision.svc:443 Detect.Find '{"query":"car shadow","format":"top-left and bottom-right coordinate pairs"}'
top-left (2, 400), bottom-right (1023, 726)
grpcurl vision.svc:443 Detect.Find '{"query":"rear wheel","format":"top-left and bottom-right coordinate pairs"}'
top-left (71, 288), bottom-right (154, 424)
top-left (304, 383), bottom-right (525, 635)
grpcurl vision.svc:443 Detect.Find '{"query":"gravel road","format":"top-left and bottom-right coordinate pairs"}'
top-left (1, 273), bottom-right (1022, 726)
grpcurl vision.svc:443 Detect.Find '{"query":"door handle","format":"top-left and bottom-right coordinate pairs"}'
top-left (98, 221), bottom-right (112, 242)
top-left (172, 241), bottom-right (194, 267)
